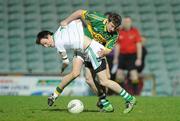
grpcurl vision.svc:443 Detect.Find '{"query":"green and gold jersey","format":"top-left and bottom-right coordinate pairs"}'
top-left (81, 10), bottom-right (118, 50)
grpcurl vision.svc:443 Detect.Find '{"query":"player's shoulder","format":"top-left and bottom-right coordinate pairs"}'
top-left (86, 10), bottom-right (106, 20)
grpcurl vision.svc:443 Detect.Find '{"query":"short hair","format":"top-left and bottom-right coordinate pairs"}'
top-left (108, 12), bottom-right (122, 28)
top-left (104, 12), bottom-right (113, 16)
top-left (36, 30), bottom-right (53, 44)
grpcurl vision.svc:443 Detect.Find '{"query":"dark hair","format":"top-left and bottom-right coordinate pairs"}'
top-left (36, 30), bottom-right (53, 44)
top-left (108, 12), bottom-right (122, 28)
top-left (104, 12), bottom-right (113, 16)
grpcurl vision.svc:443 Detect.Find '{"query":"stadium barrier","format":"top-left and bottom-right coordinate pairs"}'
top-left (0, 73), bottom-right (90, 96)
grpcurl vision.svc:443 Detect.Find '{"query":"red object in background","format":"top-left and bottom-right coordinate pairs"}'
top-left (124, 77), bottom-right (144, 95)
top-left (117, 27), bottom-right (142, 54)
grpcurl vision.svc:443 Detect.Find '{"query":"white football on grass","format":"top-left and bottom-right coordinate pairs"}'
top-left (67, 99), bottom-right (84, 114)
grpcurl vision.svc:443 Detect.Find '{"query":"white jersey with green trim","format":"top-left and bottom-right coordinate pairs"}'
top-left (54, 20), bottom-right (84, 52)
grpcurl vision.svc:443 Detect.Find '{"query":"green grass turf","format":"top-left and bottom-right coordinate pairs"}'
top-left (0, 96), bottom-right (180, 121)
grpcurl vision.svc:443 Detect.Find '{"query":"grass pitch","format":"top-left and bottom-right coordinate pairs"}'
top-left (0, 96), bottom-right (180, 121)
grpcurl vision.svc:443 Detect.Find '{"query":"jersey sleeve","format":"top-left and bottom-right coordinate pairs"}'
top-left (81, 10), bottom-right (88, 20)
top-left (81, 10), bottom-right (105, 22)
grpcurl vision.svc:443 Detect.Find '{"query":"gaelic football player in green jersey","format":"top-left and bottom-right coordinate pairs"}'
top-left (38, 9), bottom-right (136, 113)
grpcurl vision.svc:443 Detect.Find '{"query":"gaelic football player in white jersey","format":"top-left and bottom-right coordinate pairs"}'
top-left (36, 20), bottom-right (113, 112)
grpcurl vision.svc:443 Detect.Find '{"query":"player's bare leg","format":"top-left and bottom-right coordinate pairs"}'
top-left (85, 67), bottom-right (114, 112)
top-left (129, 69), bottom-right (139, 95)
top-left (116, 69), bottom-right (125, 86)
top-left (97, 69), bottom-right (136, 113)
top-left (85, 67), bottom-right (98, 95)
top-left (48, 57), bottom-right (83, 106)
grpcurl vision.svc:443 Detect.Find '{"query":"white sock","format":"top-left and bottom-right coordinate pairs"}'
top-left (53, 92), bottom-right (58, 98)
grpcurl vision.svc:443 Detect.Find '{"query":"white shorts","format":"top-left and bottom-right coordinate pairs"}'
top-left (85, 40), bottom-right (105, 70)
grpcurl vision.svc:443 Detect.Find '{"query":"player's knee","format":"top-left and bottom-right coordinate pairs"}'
top-left (116, 75), bottom-right (124, 81)
top-left (116, 70), bottom-right (124, 81)
top-left (116, 73), bottom-right (124, 82)
top-left (99, 79), bottom-right (109, 87)
top-left (130, 72), bottom-right (139, 82)
top-left (97, 74), bottom-right (110, 86)
top-left (71, 71), bottom-right (80, 78)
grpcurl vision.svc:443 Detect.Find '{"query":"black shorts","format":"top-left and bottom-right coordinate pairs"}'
top-left (73, 49), bottom-right (85, 61)
top-left (118, 53), bottom-right (137, 71)
top-left (85, 59), bottom-right (106, 73)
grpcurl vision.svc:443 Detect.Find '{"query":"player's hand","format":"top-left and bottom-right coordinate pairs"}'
top-left (60, 20), bottom-right (68, 27)
top-left (97, 48), bottom-right (106, 58)
top-left (135, 59), bottom-right (142, 66)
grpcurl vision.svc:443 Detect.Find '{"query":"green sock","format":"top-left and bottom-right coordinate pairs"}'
top-left (119, 89), bottom-right (133, 102)
top-left (54, 87), bottom-right (63, 98)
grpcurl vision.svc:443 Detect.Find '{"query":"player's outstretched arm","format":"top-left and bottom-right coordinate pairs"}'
top-left (60, 9), bottom-right (84, 26)
top-left (59, 51), bottom-right (69, 73)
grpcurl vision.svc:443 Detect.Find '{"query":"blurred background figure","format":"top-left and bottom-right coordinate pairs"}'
top-left (113, 17), bottom-right (144, 95)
